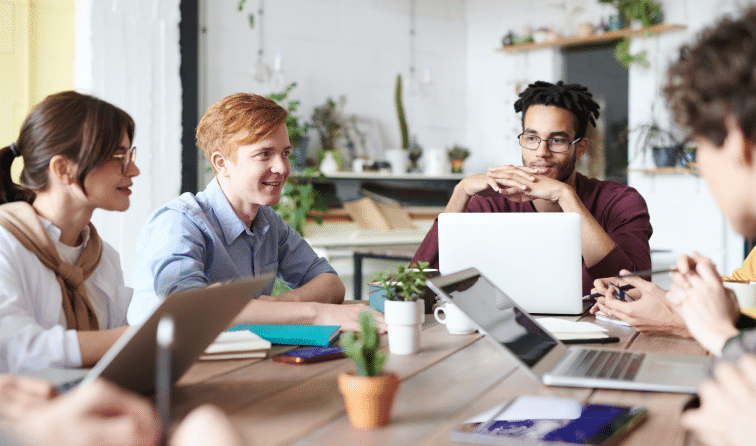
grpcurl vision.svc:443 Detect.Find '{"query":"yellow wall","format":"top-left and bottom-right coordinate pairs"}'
top-left (0, 0), bottom-right (74, 177)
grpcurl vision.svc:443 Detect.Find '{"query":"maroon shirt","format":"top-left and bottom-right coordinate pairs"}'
top-left (412, 172), bottom-right (653, 295)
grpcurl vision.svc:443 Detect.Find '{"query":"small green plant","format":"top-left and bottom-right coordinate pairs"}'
top-left (395, 74), bottom-right (410, 150)
top-left (341, 312), bottom-right (386, 376)
top-left (599, 0), bottom-right (661, 68)
top-left (614, 37), bottom-right (649, 69)
top-left (447, 145), bottom-right (471, 161)
top-left (374, 261), bottom-right (431, 302)
top-left (598, 0), bottom-right (662, 27)
top-left (311, 96), bottom-right (346, 153)
top-left (268, 82), bottom-right (310, 148)
top-left (272, 167), bottom-right (328, 236)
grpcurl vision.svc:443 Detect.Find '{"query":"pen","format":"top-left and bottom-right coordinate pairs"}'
top-left (584, 267), bottom-right (679, 300)
top-left (156, 316), bottom-right (174, 446)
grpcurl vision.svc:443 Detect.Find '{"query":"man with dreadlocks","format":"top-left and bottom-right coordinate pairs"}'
top-left (413, 80), bottom-right (652, 296)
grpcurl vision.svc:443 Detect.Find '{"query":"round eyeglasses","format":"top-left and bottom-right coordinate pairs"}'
top-left (518, 133), bottom-right (581, 153)
top-left (111, 146), bottom-right (136, 174)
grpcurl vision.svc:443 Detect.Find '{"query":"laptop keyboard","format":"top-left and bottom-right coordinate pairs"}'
top-left (562, 349), bottom-right (645, 381)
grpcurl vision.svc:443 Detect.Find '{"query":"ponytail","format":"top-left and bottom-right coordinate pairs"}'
top-left (0, 144), bottom-right (35, 205)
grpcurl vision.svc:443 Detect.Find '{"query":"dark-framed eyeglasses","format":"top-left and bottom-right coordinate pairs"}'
top-left (518, 133), bottom-right (582, 153)
top-left (111, 146), bottom-right (136, 174)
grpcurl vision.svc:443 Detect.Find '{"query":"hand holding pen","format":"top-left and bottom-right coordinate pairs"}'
top-left (585, 267), bottom-right (678, 300)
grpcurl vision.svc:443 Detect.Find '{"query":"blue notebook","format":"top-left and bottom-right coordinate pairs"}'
top-left (228, 324), bottom-right (340, 347)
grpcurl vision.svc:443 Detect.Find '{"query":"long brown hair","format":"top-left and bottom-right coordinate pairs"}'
top-left (0, 91), bottom-right (135, 204)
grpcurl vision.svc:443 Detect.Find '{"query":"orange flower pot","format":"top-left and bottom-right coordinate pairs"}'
top-left (450, 159), bottom-right (465, 173)
top-left (337, 372), bottom-right (400, 428)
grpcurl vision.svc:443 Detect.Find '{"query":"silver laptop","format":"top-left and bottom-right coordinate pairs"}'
top-left (427, 268), bottom-right (710, 393)
top-left (438, 213), bottom-right (583, 315)
top-left (28, 274), bottom-right (274, 394)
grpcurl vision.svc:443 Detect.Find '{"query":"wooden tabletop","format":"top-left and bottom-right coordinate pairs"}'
top-left (172, 313), bottom-right (708, 446)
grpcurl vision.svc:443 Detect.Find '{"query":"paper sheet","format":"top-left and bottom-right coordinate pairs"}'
top-left (464, 396), bottom-right (583, 423)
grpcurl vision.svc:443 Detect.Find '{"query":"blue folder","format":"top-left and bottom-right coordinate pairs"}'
top-left (228, 324), bottom-right (340, 347)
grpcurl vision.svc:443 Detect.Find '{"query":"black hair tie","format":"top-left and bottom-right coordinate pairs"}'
top-left (8, 143), bottom-right (20, 158)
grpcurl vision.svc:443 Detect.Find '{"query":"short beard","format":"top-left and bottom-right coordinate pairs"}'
top-left (521, 149), bottom-right (577, 183)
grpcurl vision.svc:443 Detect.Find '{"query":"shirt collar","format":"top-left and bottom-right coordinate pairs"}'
top-left (205, 178), bottom-right (271, 244)
top-left (38, 216), bottom-right (91, 248)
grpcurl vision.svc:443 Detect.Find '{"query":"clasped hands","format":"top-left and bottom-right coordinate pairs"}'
top-left (459, 165), bottom-right (569, 203)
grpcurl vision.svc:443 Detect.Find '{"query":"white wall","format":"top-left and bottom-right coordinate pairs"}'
top-left (74, 0), bottom-right (750, 284)
top-left (74, 0), bottom-right (183, 286)
top-left (464, 0), bottom-right (747, 273)
top-left (199, 0), bottom-right (467, 184)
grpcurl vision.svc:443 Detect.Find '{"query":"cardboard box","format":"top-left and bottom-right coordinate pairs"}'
top-left (342, 197), bottom-right (417, 231)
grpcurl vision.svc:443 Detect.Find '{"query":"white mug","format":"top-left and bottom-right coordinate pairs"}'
top-left (724, 281), bottom-right (756, 309)
top-left (434, 303), bottom-right (477, 334)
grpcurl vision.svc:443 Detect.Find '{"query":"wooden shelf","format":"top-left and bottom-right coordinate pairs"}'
top-left (627, 166), bottom-right (697, 174)
top-left (497, 23), bottom-right (686, 52)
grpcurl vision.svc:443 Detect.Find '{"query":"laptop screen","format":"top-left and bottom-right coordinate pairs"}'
top-left (436, 272), bottom-right (558, 367)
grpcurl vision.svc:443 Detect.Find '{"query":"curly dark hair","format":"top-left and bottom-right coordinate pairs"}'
top-left (514, 80), bottom-right (600, 139)
top-left (665, 7), bottom-right (756, 147)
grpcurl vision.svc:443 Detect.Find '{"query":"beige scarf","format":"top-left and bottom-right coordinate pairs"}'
top-left (0, 202), bottom-right (102, 330)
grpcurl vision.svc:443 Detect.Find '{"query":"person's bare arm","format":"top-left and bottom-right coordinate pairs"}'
top-left (258, 273), bottom-right (344, 304)
top-left (553, 186), bottom-right (616, 268)
top-left (77, 327), bottom-right (130, 367)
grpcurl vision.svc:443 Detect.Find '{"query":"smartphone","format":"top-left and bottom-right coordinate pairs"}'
top-left (452, 396), bottom-right (647, 445)
top-left (271, 346), bottom-right (345, 364)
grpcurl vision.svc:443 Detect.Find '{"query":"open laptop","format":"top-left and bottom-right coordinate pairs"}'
top-left (438, 213), bottom-right (583, 315)
top-left (427, 268), bottom-right (710, 393)
top-left (28, 273), bottom-right (274, 395)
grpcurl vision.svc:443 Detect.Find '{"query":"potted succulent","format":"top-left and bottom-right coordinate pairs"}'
top-left (374, 261), bottom-right (432, 355)
top-left (447, 145), bottom-right (470, 174)
top-left (338, 311), bottom-right (400, 429)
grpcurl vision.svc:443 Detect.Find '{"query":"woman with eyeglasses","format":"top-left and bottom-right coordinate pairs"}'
top-left (0, 91), bottom-right (139, 374)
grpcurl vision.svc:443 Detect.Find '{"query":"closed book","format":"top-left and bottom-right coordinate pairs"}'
top-left (199, 331), bottom-right (272, 361)
top-left (228, 324), bottom-right (340, 347)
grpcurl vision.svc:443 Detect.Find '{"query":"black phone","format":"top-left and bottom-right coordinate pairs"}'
top-left (271, 346), bottom-right (345, 364)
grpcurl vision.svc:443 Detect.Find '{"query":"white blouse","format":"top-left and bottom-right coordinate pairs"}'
top-left (0, 217), bottom-right (132, 374)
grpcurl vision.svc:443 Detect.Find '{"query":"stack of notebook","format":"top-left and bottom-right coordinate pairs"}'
top-left (200, 330), bottom-right (272, 360)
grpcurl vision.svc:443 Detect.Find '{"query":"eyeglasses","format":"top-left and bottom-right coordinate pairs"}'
top-left (111, 146), bottom-right (136, 174)
top-left (518, 133), bottom-right (582, 153)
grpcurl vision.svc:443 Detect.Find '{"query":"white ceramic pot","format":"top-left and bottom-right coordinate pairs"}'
top-left (383, 300), bottom-right (424, 355)
top-left (384, 148), bottom-right (407, 175)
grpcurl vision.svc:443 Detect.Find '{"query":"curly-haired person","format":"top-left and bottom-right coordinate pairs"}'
top-left (412, 81), bottom-right (652, 295)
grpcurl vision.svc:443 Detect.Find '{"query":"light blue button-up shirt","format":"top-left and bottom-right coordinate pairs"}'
top-left (128, 178), bottom-right (336, 324)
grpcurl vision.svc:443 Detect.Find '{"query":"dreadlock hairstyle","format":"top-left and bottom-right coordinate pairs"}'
top-left (514, 81), bottom-right (601, 139)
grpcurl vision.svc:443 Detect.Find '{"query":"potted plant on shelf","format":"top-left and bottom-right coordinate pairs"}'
top-left (374, 261), bottom-right (431, 355)
top-left (268, 82), bottom-right (310, 170)
top-left (311, 96), bottom-right (346, 173)
top-left (598, 0), bottom-right (663, 68)
top-left (338, 311), bottom-right (400, 429)
top-left (448, 145), bottom-right (470, 174)
top-left (633, 120), bottom-right (686, 168)
top-left (385, 73), bottom-right (410, 175)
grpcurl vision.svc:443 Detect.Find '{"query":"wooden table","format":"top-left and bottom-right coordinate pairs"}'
top-left (172, 313), bottom-right (708, 446)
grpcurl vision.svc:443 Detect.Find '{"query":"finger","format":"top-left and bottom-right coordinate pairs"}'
top-left (676, 254), bottom-right (697, 274)
top-left (592, 278), bottom-right (611, 293)
top-left (711, 361), bottom-right (753, 407)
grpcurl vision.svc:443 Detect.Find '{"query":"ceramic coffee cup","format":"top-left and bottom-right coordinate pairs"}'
top-left (723, 281), bottom-right (756, 310)
top-left (434, 303), bottom-right (477, 334)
